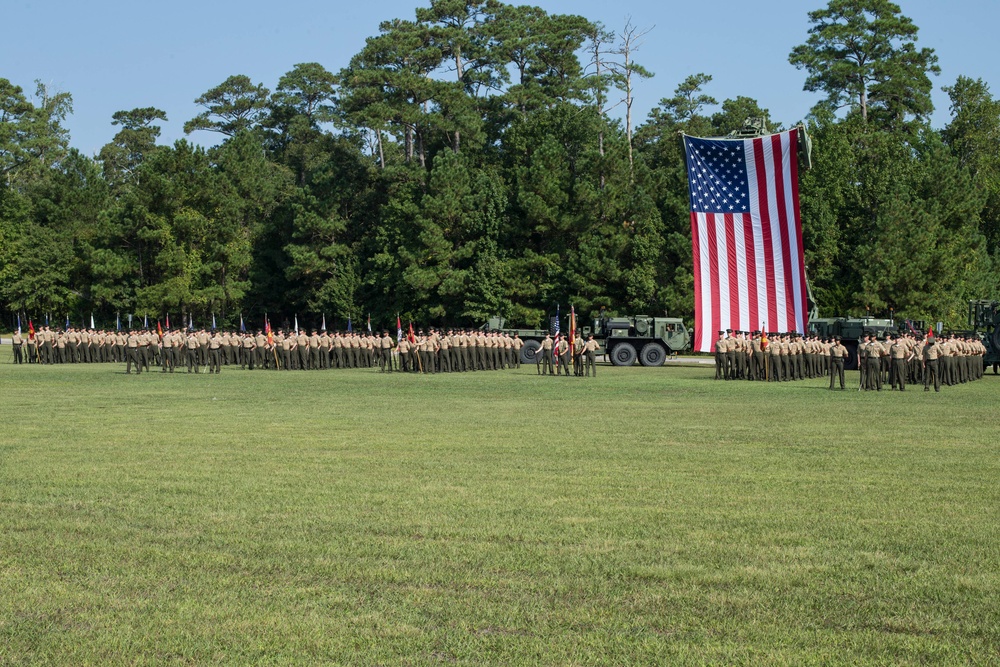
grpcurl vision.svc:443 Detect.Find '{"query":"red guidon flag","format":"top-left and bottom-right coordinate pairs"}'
top-left (684, 129), bottom-right (808, 352)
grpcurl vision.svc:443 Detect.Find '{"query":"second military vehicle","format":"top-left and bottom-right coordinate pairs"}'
top-left (483, 314), bottom-right (691, 367)
top-left (968, 300), bottom-right (1000, 373)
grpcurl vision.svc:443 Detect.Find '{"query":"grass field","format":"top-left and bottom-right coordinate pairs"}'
top-left (1, 360), bottom-right (998, 665)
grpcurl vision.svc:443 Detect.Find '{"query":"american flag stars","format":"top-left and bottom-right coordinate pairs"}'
top-left (686, 139), bottom-right (752, 214)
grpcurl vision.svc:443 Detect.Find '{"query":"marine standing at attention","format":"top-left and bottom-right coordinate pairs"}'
top-left (714, 330), bottom-right (727, 380)
top-left (829, 336), bottom-right (848, 390)
top-left (11, 330), bottom-right (24, 364)
top-left (923, 336), bottom-right (940, 392)
top-left (557, 335), bottom-right (571, 376)
top-left (584, 335), bottom-right (599, 377)
top-left (889, 335), bottom-right (912, 391)
top-left (539, 333), bottom-right (554, 375)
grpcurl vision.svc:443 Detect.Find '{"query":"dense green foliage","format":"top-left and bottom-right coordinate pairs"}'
top-left (2, 362), bottom-right (999, 664)
top-left (1, 0), bottom-right (997, 331)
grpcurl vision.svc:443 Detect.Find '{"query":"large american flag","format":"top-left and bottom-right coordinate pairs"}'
top-left (684, 129), bottom-right (808, 352)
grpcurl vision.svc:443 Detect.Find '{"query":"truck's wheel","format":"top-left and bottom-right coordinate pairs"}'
top-left (520, 339), bottom-right (541, 364)
top-left (609, 343), bottom-right (637, 366)
top-left (639, 343), bottom-right (666, 367)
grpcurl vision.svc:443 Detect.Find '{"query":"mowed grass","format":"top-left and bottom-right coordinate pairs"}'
top-left (1, 360), bottom-right (998, 665)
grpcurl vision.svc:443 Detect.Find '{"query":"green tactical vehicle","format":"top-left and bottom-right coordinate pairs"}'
top-left (968, 300), bottom-right (1000, 373)
top-left (482, 315), bottom-right (691, 367)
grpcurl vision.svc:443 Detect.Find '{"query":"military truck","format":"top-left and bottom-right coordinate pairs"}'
top-left (483, 315), bottom-right (691, 366)
top-left (968, 300), bottom-right (1000, 373)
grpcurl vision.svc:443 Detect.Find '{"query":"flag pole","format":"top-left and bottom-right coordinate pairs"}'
top-left (410, 322), bottom-right (423, 373)
top-left (763, 323), bottom-right (768, 383)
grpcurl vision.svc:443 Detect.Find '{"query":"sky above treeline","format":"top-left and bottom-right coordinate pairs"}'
top-left (4, 0), bottom-right (997, 156)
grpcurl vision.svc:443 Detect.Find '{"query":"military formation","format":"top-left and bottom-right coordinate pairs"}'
top-left (393, 329), bottom-right (524, 373)
top-left (4, 326), bottom-right (529, 374)
top-left (4, 324), bottom-right (989, 391)
top-left (856, 332), bottom-right (987, 392)
top-left (713, 330), bottom-right (831, 382)
top-left (713, 329), bottom-right (988, 392)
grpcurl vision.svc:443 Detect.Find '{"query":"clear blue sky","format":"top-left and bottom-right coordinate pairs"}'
top-left (3, 0), bottom-right (996, 156)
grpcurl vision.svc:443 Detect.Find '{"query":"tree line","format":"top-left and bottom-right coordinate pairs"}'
top-left (1, 0), bottom-right (997, 333)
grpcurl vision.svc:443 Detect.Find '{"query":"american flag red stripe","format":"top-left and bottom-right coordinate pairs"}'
top-left (686, 129), bottom-right (808, 352)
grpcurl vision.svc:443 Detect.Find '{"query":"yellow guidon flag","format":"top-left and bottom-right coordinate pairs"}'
top-left (760, 325), bottom-right (769, 381)
top-left (569, 306), bottom-right (576, 350)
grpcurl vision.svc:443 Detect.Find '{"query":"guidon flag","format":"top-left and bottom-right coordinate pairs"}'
top-left (684, 129), bottom-right (808, 352)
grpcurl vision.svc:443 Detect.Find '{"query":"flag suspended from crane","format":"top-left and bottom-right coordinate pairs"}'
top-left (684, 129), bottom-right (808, 352)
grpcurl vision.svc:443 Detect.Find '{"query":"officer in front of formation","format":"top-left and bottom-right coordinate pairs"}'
top-left (923, 335), bottom-right (941, 392)
top-left (208, 330), bottom-right (222, 374)
top-left (888, 334), bottom-right (913, 391)
top-left (11, 329), bottom-right (24, 364)
top-left (583, 335), bottom-right (600, 377)
top-left (829, 336), bottom-right (848, 390)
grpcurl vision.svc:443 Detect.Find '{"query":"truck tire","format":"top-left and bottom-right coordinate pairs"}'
top-left (609, 343), bottom-right (637, 366)
top-left (520, 339), bottom-right (541, 365)
top-left (639, 342), bottom-right (666, 367)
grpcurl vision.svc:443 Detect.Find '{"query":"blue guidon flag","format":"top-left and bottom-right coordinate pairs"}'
top-left (683, 129), bottom-right (808, 352)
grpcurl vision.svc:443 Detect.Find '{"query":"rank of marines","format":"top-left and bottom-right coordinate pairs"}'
top-left (712, 328), bottom-right (986, 391)
top-left (6, 325), bottom-right (536, 375)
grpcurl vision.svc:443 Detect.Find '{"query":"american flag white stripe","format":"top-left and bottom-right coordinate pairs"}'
top-left (685, 129), bottom-right (808, 351)
top-left (715, 214), bottom-right (729, 334)
top-left (759, 136), bottom-right (788, 333)
top-left (734, 213), bottom-right (749, 329)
